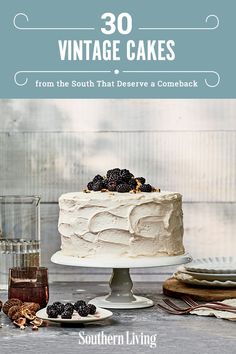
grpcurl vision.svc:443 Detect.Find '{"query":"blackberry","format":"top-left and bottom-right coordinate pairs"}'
top-left (52, 302), bottom-right (65, 313)
top-left (107, 180), bottom-right (117, 191)
top-left (116, 183), bottom-right (131, 193)
top-left (47, 308), bottom-right (58, 318)
top-left (64, 303), bottom-right (74, 312)
top-left (106, 169), bottom-right (112, 178)
top-left (63, 310), bottom-right (73, 317)
top-left (74, 300), bottom-right (86, 311)
top-left (92, 180), bottom-right (104, 191)
top-left (46, 305), bottom-right (54, 315)
top-left (87, 181), bottom-right (93, 190)
top-left (103, 178), bottom-right (109, 189)
top-left (140, 184), bottom-right (152, 192)
top-left (61, 311), bottom-right (72, 319)
top-left (113, 168), bottom-right (121, 173)
top-left (51, 302), bottom-right (65, 315)
top-left (120, 169), bottom-right (133, 182)
top-left (108, 171), bottom-right (121, 183)
top-left (129, 178), bottom-right (137, 190)
top-left (93, 175), bottom-right (103, 183)
top-left (86, 169), bottom-right (152, 194)
top-left (56, 303), bottom-right (65, 315)
top-left (107, 168), bottom-right (120, 179)
top-left (77, 305), bottom-right (90, 317)
top-left (66, 309), bottom-right (74, 317)
top-left (88, 304), bottom-right (96, 315)
top-left (136, 177), bottom-right (146, 185)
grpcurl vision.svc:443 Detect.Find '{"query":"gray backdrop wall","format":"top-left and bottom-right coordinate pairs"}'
top-left (0, 99), bottom-right (235, 282)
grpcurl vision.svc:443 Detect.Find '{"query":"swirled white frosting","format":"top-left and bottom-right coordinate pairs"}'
top-left (58, 191), bottom-right (184, 258)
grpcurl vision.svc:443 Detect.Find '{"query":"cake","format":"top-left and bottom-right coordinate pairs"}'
top-left (58, 168), bottom-right (184, 258)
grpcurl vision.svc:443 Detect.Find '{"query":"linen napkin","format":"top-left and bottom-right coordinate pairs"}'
top-left (190, 299), bottom-right (236, 321)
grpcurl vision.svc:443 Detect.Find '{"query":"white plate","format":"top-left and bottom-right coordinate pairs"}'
top-left (174, 271), bottom-right (236, 287)
top-left (185, 257), bottom-right (236, 274)
top-left (36, 307), bottom-right (113, 324)
top-left (177, 265), bottom-right (236, 281)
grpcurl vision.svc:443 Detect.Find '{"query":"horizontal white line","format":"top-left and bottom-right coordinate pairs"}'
top-left (17, 27), bottom-right (95, 30)
top-left (138, 15), bottom-right (219, 31)
top-left (14, 70), bottom-right (111, 86)
top-left (13, 13), bottom-right (95, 31)
top-left (122, 70), bottom-right (220, 88)
top-left (139, 27), bottom-right (215, 30)
top-left (123, 70), bottom-right (216, 73)
top-left (16, 70), bottom-right (111, 73)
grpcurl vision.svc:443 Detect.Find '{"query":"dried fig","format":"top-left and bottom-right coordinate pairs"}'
top-left (20, 307), bottom-right (36, 320)
top-left (3, 299), bottom-right (23, 315)
top-left (11, 310), bottom-right (24, 321)
top-left (30, 318), bottom-right (43, 327)
top-left (22, 302), bottom-right (40, 313)
top-left (13, 317), bottom-right (26, 330)
top-left (7, 305), bottom-right (21, 320)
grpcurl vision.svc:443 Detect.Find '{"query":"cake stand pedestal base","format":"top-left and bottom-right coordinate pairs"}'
top-left (51, 251), bottom-right (191, 309)
top-left (90, 268), bottom-right (153, 309)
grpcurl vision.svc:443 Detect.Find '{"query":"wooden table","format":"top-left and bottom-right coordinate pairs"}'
top-left (0, 282), bottom-right (235, 354)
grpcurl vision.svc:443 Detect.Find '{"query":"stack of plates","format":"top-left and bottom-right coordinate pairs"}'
top-left (174, 257), bottom-right (236, 287)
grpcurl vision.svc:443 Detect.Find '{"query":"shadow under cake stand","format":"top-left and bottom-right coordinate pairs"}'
top-left (51, 251), bottom-right (191, 309)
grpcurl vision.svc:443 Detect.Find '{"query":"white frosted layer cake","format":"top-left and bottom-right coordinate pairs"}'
top-left (58, 191), bottom-right (184, 258)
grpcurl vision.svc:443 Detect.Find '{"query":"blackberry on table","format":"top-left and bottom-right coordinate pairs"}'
top-left (92, 180), bottom-right (104, 191)
top-left (140, 184), bottom-right (153, 192)
top-left (136, 177), bottom-right (146, 185)
top-left (116, 183), bottom-right (131, 193)
top-left (46, 305), bottom-right (54, 315)
top-left (47, 308), bottom-right (59, 318)
top-left (77, 306), bottom-right (90, 317)
top-left (64, 303), bottom-right (74, 312)
top-left (61, 311), bottom-right (72, 319)
top-left (87, 181), bottom-right (93, 190)
top-left (66, 309), bottom-right (74, 317)
top-left (74, 300), bottom-right (86, 311)
top-left (88, 304), bottom-right (97, 315)
top-left (52, 302), bottom-right (65, 314)
top-left (56, 303), bottom-right (65, 315)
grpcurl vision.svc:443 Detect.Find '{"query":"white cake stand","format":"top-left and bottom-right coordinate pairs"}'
top-left (51, 251), bottom-right (191, 309)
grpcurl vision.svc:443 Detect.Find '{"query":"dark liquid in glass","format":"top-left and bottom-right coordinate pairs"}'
top-left (8, 267), bottom-right (49, 309)
top-left (9, 284), bottom-right (49, 308)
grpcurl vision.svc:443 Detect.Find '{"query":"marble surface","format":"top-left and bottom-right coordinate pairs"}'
top-left (0, 282), bottom-right (235, 354)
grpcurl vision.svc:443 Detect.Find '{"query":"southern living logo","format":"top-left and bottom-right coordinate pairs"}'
top-left (77, 330), bottom-right (158, 349)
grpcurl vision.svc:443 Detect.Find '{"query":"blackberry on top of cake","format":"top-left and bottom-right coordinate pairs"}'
top-left (86, 168), bottom-right (158, 193)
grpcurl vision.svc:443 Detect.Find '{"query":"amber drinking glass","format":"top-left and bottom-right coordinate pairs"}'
top-left (8, 267), bottom-right (49, 308)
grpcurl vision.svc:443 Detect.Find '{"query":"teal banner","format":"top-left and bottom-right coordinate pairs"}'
top-left (0, 0), bottom-right (235, 98)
